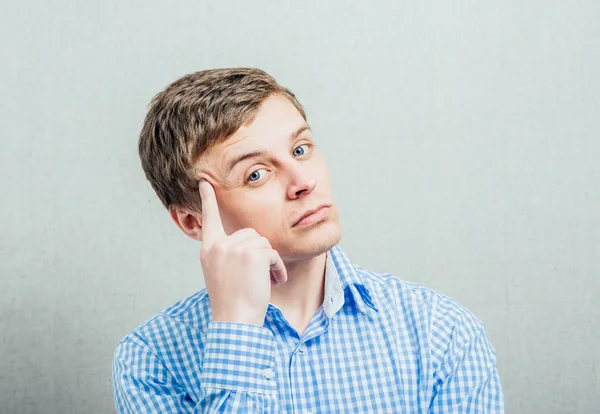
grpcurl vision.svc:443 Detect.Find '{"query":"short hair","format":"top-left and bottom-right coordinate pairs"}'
top-left (138, 67), bottom-right (307, 213)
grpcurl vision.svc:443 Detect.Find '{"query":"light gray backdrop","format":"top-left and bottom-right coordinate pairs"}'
top-left (1, 1), bottom-right (599, 413)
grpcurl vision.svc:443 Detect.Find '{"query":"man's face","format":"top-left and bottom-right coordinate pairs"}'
top-left (196, 94), bottom-right (341, 262)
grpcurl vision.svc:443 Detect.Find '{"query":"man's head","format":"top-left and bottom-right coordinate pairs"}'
top-left (138, 68), bottom-right (341, 262)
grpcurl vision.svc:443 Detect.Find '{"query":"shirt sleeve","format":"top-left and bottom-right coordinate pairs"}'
top-left (112, 321), bottom-right (280, 413)
top-left (428, 324), bottom-right (505, 413)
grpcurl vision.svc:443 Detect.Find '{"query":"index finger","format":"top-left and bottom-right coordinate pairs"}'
top-left (199, 180), bottom-right (225, 246)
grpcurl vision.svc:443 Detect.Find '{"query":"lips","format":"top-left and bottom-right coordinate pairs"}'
top-left (293, 204), bottom-right (331, 227)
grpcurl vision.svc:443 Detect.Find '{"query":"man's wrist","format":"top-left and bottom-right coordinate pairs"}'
top-left (211, 313), bottom-right (265, 327)
top-left (201, 321), bottom-right (278, 394)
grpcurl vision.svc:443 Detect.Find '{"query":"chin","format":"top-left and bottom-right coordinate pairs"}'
top-left (279, 221), bottom-right (342, 262)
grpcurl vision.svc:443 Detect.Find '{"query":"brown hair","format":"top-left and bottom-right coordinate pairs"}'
top-left (138, 67), bottom-right (307, 213)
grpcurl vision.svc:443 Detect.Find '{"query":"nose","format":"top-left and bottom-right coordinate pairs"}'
top-left (286, 166), bottom-right (317, 199)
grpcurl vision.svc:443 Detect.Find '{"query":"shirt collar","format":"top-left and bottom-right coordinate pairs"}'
top-left (323, 244), bottom-right (379, 318)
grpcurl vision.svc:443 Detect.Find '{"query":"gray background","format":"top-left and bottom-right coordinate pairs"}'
top-left (1, 1), bottom-right (599, 413)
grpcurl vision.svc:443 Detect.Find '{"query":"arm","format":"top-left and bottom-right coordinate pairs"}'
top-left (112, 322), bottom-right (280, 413)
top-left (428, 325), bottom-right (505, 413)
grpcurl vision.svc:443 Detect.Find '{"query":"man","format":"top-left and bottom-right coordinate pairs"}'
top-left (112, 68), bottom-right (505, 413)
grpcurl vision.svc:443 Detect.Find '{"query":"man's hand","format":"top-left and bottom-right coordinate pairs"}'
top-left (198, 180), bottom-right (288, 326)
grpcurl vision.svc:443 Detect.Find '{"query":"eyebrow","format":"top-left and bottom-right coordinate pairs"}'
top-left (224, 124), bottom-right (311, 177)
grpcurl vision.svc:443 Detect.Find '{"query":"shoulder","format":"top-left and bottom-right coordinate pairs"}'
top-left (114, 288), bottom-right (212, 352)
top-left (356, 265), bottom-right (486, 351)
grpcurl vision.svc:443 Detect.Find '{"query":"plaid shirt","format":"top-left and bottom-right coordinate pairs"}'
top-left (113, 244), bottom-right (504, 413)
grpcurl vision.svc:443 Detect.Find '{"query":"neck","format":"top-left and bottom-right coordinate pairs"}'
top-left (270, 251), bottom-right (327, 326)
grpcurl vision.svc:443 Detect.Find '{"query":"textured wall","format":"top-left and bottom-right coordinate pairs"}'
top-left (1, 1), bottom-right (598, 412)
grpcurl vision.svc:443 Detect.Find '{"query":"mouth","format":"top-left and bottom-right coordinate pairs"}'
top-left (293, 204), bottom-right (331, 227)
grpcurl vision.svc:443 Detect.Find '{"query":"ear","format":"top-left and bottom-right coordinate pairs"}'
top-left (169, 205), bottom-right (203, 241)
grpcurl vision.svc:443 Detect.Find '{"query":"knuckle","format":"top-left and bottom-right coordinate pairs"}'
top-left (242, 247), bottom-right (258, 258)
top-left (244, 228), bottom-right (259, 237)
top-left (232, 228), bottom-right (256, 239)
top-left (211, 240), bottom-right (227, 254)
top-left (230, 244), bottom-right (246, 256)
top-left (243, 248), bottom-right (261, 262)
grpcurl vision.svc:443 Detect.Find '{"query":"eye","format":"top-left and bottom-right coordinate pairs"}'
top-left (247, 168), bottom-right (267, 183)
top-left (245, 145), bottom-right (312, 184)
top-left (293, 144), bottom-right (311, 157)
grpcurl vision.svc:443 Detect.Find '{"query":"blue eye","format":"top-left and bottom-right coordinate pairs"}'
top-left (246, 145), bottom-right (311, 184)
top-left (247, 168), bottom-right (266, 182)
top-left (293, 144), bottom-right (310, 157)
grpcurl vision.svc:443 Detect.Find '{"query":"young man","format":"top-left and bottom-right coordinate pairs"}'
top-left (112, 68), bottom-right (505, 413)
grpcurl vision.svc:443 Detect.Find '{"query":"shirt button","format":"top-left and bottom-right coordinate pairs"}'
top-left (262, 368), bottom-right (275, 380)
top-left (298, 343), bottom-right (307, 353)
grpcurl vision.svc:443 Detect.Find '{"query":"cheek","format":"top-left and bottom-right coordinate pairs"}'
top-left (237, 193), bottom-right (282, 225)
top-left (312, 159), bottom-right (332, 189)
top-left (312, 152), bottom-right (330, 176)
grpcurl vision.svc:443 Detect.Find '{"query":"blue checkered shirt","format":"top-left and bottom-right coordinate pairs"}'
top-left (113, 244), bottom-right (504, 413)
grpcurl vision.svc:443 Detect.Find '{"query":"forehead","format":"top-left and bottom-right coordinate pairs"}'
top-left (241, 94), bottom-right (306, 137)
top-left (223, 96), bottom-right (305, 148)
top-left (197, 95), bottom-right (308, 175)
